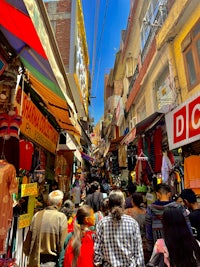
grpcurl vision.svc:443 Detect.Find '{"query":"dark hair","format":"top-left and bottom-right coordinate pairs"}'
top-left (172, 194), bottom-right (180, 202)
top-left (109, 190), bottom-right (125, 223)
top-left (162, 206), bottom-right (200, 267)
top-left (156, 183), bottom-right (171, 194)
top-left (72, 205), bottom-right (92, 267)
top-left (90, 181), bottom-right (100, 192)
top-left (100, 198), bottom-right (109, 216)
top-left (60, 199), bottom-right (75, 219)
top-left (180, 189), bottom-right (197, 203)
top-left (131, 192), bottom-right (144, 207)
top-left (127, 183), bottom-right (137, 194)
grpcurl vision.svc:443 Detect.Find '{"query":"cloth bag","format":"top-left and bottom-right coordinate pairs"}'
top-left (146, 252), bottom-right (166, 267)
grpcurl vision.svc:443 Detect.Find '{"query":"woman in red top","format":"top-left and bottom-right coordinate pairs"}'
top-left (59, 205), bottom-right (96, 267)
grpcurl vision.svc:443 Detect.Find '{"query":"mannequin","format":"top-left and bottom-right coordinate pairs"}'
top-left (0, 162), bottom-right (17, 254)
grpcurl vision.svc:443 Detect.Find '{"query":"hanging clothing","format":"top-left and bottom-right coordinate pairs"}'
top-left (118, 145), bottom-right (127, 167)
top-left (0, 162), bottom-right (17, 254)
top-left (0, 113), bottom-right (22, 139)
top-left (184, 155), bottom-right (200, 194)
top-left (19, 139), bottom-right (34, 171)
top-left (153, 128), bottom-right (163, 173)
top-left (161, 153), bottom-right (172, 183)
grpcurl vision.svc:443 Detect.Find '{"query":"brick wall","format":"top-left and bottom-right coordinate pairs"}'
top-left (45, 0), bottom-right (72, 72)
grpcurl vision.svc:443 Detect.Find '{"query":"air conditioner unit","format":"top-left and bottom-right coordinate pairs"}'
top-left (129, 116), bottom-right (137, 129)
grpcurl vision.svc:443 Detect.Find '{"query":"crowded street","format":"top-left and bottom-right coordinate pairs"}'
top-left (0, 0), bottom-right (200, 266)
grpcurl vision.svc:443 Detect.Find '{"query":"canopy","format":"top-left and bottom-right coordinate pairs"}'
top-left (0, 0), bottom-right (80, 137)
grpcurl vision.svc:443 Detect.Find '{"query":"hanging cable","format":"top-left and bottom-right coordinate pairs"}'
top-left (90, 0), bottom-right (109, 121)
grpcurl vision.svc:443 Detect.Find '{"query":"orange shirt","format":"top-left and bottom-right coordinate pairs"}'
top-left (184, 155), bottom-right (200, 194)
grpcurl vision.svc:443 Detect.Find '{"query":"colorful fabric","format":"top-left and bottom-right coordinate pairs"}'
top-left (151, 239), bottom-right (170, 267)
top-left (0, 162), bottom-right (17, 254)
top-left (0, 113), bottom-right (22, 139)
top-left (184, 155), bottom-right (200, 194)
top-left (94, 214), bottom-right (145, 267)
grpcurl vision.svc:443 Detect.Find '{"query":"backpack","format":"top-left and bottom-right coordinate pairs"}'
top-left (146, 253), bottom-right (166, 267)
top-left (63, 230), bottom-right (95, 267)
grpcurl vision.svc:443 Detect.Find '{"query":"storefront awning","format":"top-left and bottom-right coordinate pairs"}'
top-left (0, 0), bottom-right (79, 135)
top-left (135, 112), bottom-right (164, 135)
top-left (108, 135), bottom-right (125, 152)
top-left (28, 73), bottom-right (80, 137)
top-left (120, 112), bottom-right (164, 145)
top-left (121, 127), bottom-right (136, 145)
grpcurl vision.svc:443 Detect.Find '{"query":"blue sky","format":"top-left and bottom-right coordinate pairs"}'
top-left (82, 0), bottom-right (130, 125)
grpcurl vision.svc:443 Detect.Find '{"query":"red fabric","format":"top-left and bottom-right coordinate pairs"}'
top-left (19, 139), bottom-right (34, 171)
top-left (153, 127), bottom-right (163, 172)
top-left (64, 231), bottom-right (95, 267)
top-left (67, 216), bottom-right (76, 233)
top-left (0, 0), bottom-right (47, 58)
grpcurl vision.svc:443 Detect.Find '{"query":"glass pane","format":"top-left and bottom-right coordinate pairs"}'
top-left (186, 50), bottom-right (196, 85)
top-left (193, 22), bottom-right (200, 37)
top-left (196, 39), bottom-right (200, 63)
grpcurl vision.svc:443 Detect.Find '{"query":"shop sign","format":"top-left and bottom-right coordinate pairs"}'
top-left (21, 182), bottom-right (38, 197)
top-left (18, 93), bottom-right (59, 154)
top-left (165, 93), bottom-right (200, 150)
top-left (18, 213), bottom-right (31, 229)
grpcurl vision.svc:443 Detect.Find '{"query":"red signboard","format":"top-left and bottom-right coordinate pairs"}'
top-left (166, 94), bottom-right (200, 150)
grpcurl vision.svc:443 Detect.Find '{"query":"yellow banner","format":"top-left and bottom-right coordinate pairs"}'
top-left (18, 93), bottom-right (59, 154)
top-left (18, 213), bottom-right (31, 229)
top-left (21, 182), bottom-right (38, 197)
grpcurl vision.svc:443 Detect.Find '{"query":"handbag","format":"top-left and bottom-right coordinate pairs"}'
top-left (146, 252), bottom-right (166, 267)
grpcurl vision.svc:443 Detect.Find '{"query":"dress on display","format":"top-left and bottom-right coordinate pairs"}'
top-left (0, 161), bottom-right (17, 254)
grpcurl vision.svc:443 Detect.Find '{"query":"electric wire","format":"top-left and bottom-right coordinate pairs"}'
top-left (90, 0), bottom-right (109, 122)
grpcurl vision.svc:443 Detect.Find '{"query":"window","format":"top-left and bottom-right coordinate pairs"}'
top-left (182, 20), bottom-right (200, 90)
top-left (140, 0), bottom-right (159, 51)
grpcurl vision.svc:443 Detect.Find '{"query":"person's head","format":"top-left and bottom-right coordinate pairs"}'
top-left (48, 190), bottom-right (64, 208)
top-left (127, 183), bottom-right (137, 196)
top-left (180, 189), bottom-right (197, 209)
top-left (100, 197), bottom-right (109, 216)
top-left (76, 205), bottom-right (95, 227)
top-left (61, 199), bottom-right (75, 219)
top-left (109, 190), bottom-right (125, 223)
top-left (162, 206), bottom-right (200, 267)
top-left (172, 194), bottom-right (184, 205)
top-left (156, 183), bottom-right (171, 201)
top-left (131, 192), bottom-right (144, 208)
top-left (90, 181), bottom-right (100, 193)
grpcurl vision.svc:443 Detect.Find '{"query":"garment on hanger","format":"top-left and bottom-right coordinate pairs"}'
top-left (0, 162), bottom-right (17, 254)
top-left (0, 112), bottom-right (22, 139)
top-left (161, 152), bottom-right (172, 183)
top-left (184, 155), bottom-right (200, 194)
top-left (19, 139), bottom-right (34, 171)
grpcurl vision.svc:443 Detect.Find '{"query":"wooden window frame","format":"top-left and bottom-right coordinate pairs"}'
top-left (182, 20), bottom-right (200, 91)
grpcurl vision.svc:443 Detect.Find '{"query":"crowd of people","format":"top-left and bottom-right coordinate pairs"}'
top-left (23, 179), bottom-right (200, 267)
